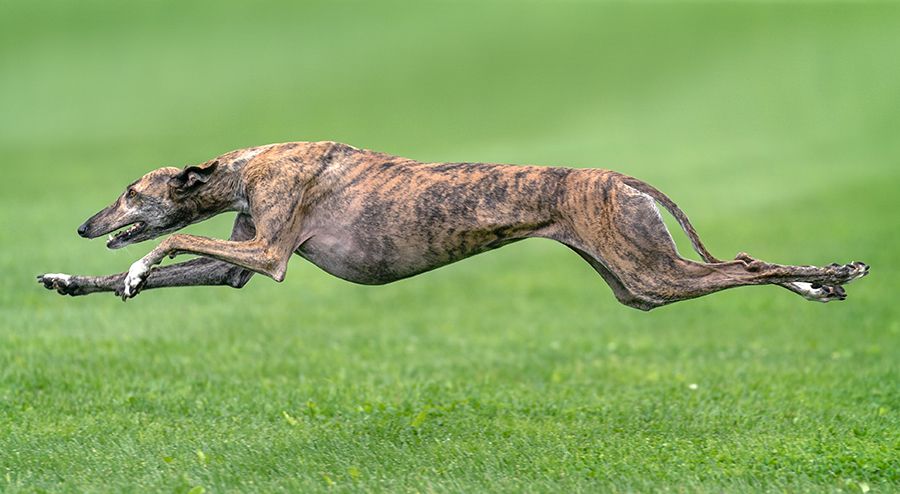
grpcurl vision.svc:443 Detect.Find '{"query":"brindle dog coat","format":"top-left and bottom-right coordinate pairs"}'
top-left (39, 141), bottom-right (869, 310)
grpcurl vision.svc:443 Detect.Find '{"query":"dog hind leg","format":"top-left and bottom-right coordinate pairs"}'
top-left (560, 182), bottom-right (868, 310)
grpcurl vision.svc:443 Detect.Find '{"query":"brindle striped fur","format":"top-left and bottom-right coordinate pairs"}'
top-left (38, 141), bottom-right (869, 310)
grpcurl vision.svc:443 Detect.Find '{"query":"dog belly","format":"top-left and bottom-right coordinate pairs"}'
top-left (296, 235), bottom-right (411, 285)
top-left (296, 229), bottom-right (529, 285)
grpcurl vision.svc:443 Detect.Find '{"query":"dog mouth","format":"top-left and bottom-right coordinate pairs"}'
top-left (106, 222), bottom-right (146, 248)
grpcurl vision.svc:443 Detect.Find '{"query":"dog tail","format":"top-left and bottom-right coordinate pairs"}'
top-left (619, 175), bottom-right (722, 264)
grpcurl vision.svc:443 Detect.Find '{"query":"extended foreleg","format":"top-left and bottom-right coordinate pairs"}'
top-left (39, 214), bottom-right (257, 298)
top-left (38, 257), bottom-right (254, 297)
top-left (123, 234), bottom-right (289, 297)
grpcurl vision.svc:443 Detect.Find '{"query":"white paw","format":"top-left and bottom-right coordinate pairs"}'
top-left (122, 260), bottom-right (150, 299)
top-left (791, 282), bottom-right (846, 303)
top-left (41, 273), bottom-right (72, 285)
top-left (38, 273), bottom-right (73, 294)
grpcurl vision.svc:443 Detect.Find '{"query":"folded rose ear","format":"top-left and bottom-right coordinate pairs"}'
top-left (168, 160), bottom-right (218, 193)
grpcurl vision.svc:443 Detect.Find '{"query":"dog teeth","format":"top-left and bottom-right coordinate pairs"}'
top-left (107, 223), bottom-right (143, 244)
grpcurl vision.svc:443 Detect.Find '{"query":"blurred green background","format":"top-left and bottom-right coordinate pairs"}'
top-left (1, 1), bottom-right (898, 492)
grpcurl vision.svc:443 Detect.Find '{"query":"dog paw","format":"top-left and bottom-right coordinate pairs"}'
top-left (844, 261), bottom-right (869, 284)
top-left (827, 261), bottom-right (870, 285)
top-left (37, 273), bottom-right (80, 296)
top-left (122, 261), bottom-right (150, 300)
top-left (791, 282), bottom-right (847, 303)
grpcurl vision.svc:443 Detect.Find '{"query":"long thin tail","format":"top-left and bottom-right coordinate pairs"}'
top-left (619, 175), bottom-right (722, 264)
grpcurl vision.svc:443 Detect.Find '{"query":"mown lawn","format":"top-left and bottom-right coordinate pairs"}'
top-left (1, 1), bottom-right (898, 492)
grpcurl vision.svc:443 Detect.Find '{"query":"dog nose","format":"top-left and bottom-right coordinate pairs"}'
top-left (77, 224), bottom-right (89, 237)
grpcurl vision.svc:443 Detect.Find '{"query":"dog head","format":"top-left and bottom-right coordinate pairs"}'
top-left (77, 161), bottom-right (221, 249)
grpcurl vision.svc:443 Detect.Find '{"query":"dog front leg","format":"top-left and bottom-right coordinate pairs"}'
top-left (39, 258), bottom-right (254, 297)
top-left (40, 214), bottom-right (258, 297)
top-left (122, 234), bottom-right (291, 299)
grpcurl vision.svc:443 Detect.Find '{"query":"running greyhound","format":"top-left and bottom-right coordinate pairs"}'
top-left (38, 141), bottom-right (869, 310)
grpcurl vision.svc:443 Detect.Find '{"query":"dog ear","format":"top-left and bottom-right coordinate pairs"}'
top-left (169, 160), bottom-right (218, 192)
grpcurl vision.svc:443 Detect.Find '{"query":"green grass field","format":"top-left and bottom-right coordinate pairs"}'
top-left (2, 1), bottom-right (899, 492)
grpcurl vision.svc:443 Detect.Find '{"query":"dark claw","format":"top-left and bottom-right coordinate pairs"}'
top-left (824, 285), bottom-right (847, 301)
top-left (38, 275), bottom-right (58, 291)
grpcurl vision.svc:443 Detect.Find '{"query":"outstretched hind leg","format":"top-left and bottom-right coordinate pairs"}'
top-left (560, 183), bottom-right (869, 310)
top-left (578, 245), bottom-right (869, 311)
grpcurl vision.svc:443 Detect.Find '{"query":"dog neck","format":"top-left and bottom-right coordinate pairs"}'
top-left (177, 163), bottom-right (248, 220)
